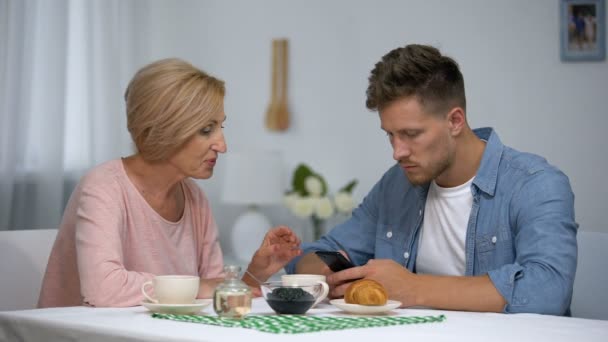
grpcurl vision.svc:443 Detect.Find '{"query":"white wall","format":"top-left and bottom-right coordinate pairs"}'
top-left (139, 0), bottom-right (607, 254)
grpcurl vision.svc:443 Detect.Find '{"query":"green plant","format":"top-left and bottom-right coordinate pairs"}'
top-left (284, 164), bottom-right (357, 240)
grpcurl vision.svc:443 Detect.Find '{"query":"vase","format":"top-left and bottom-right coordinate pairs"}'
top-left (311, 216), bottom-right (325, 242)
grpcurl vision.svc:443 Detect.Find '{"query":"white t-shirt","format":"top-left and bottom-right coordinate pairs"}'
top-left (415, 176), bottom-right (475, 276)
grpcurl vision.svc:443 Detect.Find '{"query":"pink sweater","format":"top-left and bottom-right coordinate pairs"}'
top-left (38, 159), bottom-right (224, 308)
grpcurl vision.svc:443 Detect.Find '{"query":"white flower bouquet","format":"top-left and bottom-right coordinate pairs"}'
top-left (283, 164), bottom-right (357, 241)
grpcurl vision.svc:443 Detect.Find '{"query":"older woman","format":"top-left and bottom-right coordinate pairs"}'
top-left (38, 58), bottom-right (300, 308)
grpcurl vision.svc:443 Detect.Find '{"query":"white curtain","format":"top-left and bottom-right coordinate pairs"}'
top-left (0, 0), bottom-right (149, 230)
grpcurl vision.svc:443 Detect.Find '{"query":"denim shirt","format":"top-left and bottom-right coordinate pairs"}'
top-left (285, 127), bottom-right (578, 315)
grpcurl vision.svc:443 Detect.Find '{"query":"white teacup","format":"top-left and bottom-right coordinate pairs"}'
top-left (141, 275), bottom-right (200, 304)
top-left (281, 274), bottom-right (329, 307)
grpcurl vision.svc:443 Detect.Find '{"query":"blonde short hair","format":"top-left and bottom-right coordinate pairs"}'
top-left (125, 58), bottom-right (225, 161)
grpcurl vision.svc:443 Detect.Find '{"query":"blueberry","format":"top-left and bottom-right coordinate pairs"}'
top-left (266, 287), bottom-right (316, 314)
top-left (271, 288), bottom-right (314, 301)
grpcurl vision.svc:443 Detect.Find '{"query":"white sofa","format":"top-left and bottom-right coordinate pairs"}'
top-left (571, 230), bottom-right (608, 320)
top-left (0, 229), bottom-right (57, 311)
top-left (0, 228), bottom-right (605, 319)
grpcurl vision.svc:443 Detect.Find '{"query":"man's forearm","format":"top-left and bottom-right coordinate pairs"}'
top-left (294, 252), bottom-right (328, 275)
top-left (412, 274), bottom-right (506, 312)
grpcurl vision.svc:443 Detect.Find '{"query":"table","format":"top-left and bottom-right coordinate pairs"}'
top-left (1, 298), bottom-right (607, 342)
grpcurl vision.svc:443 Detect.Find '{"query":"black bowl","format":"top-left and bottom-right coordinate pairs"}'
top-left (261, 281), bottom-right (322, 314)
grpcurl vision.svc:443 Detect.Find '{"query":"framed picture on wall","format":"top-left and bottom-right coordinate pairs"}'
top-left (560, 0), bottom-right (606, 61)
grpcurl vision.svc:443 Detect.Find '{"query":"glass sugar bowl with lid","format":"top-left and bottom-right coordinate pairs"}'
top-left (213, 265), bottom-right (252, 319)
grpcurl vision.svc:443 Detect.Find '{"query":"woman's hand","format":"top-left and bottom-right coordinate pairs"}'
top-left (197, 277), bottom-right (224, 299)
top-left (244, 226), bottom-right (301, 286)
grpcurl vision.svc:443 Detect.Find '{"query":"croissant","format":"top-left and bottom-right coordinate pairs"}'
top-left (344, 279), bottom-right (388, 306)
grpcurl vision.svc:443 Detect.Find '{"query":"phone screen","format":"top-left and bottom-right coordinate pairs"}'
top-left (315, 251), bottom-right (355, 272)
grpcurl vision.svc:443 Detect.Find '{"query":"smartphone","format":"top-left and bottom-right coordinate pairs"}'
top-left (315, 251), bottom-right (355, 272)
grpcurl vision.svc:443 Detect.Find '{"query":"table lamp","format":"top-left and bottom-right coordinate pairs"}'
top-left (221, 151), bottom-right (283, 263)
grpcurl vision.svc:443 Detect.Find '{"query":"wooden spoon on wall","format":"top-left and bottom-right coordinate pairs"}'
top-left (265, 39), bottom-right (290, 131)
top-left (265, 40), bottom-right (279, 129)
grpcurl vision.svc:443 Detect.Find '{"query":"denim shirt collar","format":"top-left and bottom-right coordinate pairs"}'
top-left (413, 127), bottom-right (503, 198)
top-left (472, 127), bottom-right (503, 197)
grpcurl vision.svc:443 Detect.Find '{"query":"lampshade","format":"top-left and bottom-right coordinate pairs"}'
top-left (221, 150), bottom-right (283, 263)
top-left (221, 151), bottom-right (283, 206)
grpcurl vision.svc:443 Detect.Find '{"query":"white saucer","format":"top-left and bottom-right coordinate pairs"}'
top-left (330, 299), bottom-right (402, 314)
top-left (141, 299), bottom-right (212, 315)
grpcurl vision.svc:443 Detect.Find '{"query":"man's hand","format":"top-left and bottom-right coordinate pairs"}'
top-left (245, 226), bottom-right (301, 285)
top-left (296, 250), bottom-right (360, 297)
top-left (327, 259), bottom-right (417, 305)
top-left (328, 259), bottom-right (506, 312)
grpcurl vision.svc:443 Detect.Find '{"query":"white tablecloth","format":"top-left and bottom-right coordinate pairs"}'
top-left (1, 298), bottom-right (607, 342)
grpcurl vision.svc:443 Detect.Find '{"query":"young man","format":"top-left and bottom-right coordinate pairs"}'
top-left (285, 44), bottom-right (577, 315)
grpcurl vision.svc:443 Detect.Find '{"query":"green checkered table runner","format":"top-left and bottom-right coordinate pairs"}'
top-left (152, 313), bottom-right (446, 334)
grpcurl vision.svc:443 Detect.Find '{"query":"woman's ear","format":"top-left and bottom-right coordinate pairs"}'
top-left (447, 107), bottom-right (466, 136)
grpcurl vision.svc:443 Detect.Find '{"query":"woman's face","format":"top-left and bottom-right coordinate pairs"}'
top-left (168, 107), bottom-right (227, 180)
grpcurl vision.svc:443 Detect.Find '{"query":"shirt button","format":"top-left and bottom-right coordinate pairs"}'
top-left (491, 236), bottom-right (497, 244)
top-left (404, 252), bottom-right (410, 259)
top-left (419, 209), bottom-right (422, 216)
top-left (386, 231), bottom-right (393, 238)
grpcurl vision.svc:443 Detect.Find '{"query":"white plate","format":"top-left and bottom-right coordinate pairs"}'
top-left (330, 299), bottom-right (402, 314)
top-left (141, 299), bottom-right (212, 315)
